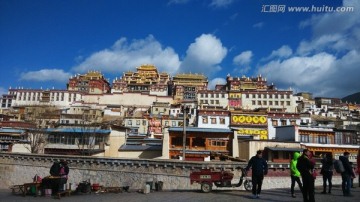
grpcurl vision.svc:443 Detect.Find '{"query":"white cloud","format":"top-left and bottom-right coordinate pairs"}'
top-left (230, 13), bottom-right (238, 21)
top-left (73, 35), bottom-right (181, 75)
top-left (208, 77), bottom-right (226, 90)
top-left (263, 45), bottom-right (293, 61)
top-left (168, 0), bottom-right (190, 5)
top-left (258, 53), bottom-right (336, 88)
top-left (210, 0), bottom-right (234, 8)
top-left (297, 0), bottom-right (360, 55)
top-left (179, 34), bottom-right (227, 75)
top-left (253, 22), bottom-right (264, 29)
top-left (0, 86), bottom-right (7, 96)
top-left (259, 50), bottom-right (360, 97)
top-left (233, 51), bottom-right (253, 65)
top-left (20, 69), bottom-right (71, 82)
top-left (258, 0), bottom-right (360, 97)
top-left (300, 0), bottom-right (360, 39)
top-left (296, 34), bottom-right (343, 56)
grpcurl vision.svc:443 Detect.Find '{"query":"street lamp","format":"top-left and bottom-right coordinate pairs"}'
top-left (182, 105), bottom-right (189, 161)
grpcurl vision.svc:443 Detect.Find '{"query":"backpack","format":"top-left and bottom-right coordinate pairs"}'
top-left (334, 160), bottom-right (345, 173)
top-left (50, 162), bottom-right (61, 176)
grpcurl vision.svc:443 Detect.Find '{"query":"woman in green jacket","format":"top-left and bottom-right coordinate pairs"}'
top-left (290, 152), bottom-right (303, 198)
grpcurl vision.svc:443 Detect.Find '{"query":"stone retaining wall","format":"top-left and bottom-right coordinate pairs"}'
top-left (0, 153), bottom-right (344, 190)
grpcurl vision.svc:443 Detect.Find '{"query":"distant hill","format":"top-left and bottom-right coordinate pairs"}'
top-left (342, 92), bottom-right (360, 104)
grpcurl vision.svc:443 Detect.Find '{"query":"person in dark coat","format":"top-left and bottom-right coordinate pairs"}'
top-left (321, 153), bottom-right (334, 194)
top-left (58, 160), bottom-right (70, 191)
top-left (339, 152), bottom-right (355, 197)
top-left (246, 150), bottom-right (268, 199)
top-left (296, 149), bottom-right (315, 202)
top-left (357, 149), bottom-right (360, 187)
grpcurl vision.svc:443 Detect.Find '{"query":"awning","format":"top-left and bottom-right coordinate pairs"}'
top-left (265, 147), bottom-right (303, 152)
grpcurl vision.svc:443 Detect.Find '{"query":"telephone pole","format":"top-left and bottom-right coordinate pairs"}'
top-left (182, 105), bottom-right (188, 161)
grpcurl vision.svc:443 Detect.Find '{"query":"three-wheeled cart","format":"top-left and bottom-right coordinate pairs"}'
top-left (190, 167), bottom-right (252, 193)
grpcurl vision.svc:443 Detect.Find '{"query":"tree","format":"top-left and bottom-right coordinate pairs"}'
top-left (24, 128), bottom-right (47, 154)
top-left (22, 105), bottom-right (60, 153)
top-left (75, 122), bottom-right (109, 156)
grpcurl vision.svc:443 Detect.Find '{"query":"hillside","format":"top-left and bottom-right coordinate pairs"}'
top-left (342, 92), bottom-right (360, 104)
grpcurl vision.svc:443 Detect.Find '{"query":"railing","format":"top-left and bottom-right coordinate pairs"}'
top-left (0, 152), bottom-right (336, 170)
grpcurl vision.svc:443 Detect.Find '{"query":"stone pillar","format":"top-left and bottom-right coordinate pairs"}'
top-left (232, 130), bottom-right (239, 158)
top-left (161, 127), bottom-right (170, 159)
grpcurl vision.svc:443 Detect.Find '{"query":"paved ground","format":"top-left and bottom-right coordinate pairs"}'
top-left (1, 184), bottom-right (358, 202)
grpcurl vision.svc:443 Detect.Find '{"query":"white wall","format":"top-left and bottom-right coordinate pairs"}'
top-left (83, 93), bottom-right (173, 106)
top-left (197, 115), bottom-right (230, 129)
top-left (12, 144), bottom-right (31, 153)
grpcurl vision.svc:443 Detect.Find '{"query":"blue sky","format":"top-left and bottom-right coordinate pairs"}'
top-left (1, 0), bottom-right (359, 98)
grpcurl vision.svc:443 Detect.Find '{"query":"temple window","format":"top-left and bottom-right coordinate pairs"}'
top-left (272, 120), bottom-right (278, 126)
top-left (211, 117), bottom-right (216, 124)
top-left (290, 120), bottom-right (296, 125)
top-left (345, 136), bottom-right (351, 144)
top-left (202, 116), bottom-right (208, 124)
top-left (193, 137), bottom-right (205, 147)
top-left (220, 118), bottom-right (225, 124)
top-left (211, 140), bottom-right (226, 147)
top-left (318, 136), bottom-right (327, 144)
top-left (300, 135), bottom-right (310, 142)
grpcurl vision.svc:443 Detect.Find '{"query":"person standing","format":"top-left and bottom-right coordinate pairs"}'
top-left (357, 149), bottom-right (360, 187)
top-left (296, 149), bottom-right (315, 202)
top-left (320, 153), bottom-right (334, 194)
top-left (246, 150), bottom-right (268, 199)
top-left (349, 162), bottom-right (355, 188)
top-left (58, 160), bottom-right (70, 192)
top-left (290, 152), bottom-right (303, 198)
top-left (339, 152), bottom-right (355, 196)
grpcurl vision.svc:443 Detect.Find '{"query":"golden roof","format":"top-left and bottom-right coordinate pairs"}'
top-left (173, 73), bottom-right (207, 80)
top-left (137, 64), bottom-right (158, 71)
top-left (84, 71), bottom-right (103, 78)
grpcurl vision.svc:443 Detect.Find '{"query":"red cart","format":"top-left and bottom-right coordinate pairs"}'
top-left (190, 167), bottom-right (252, 193)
